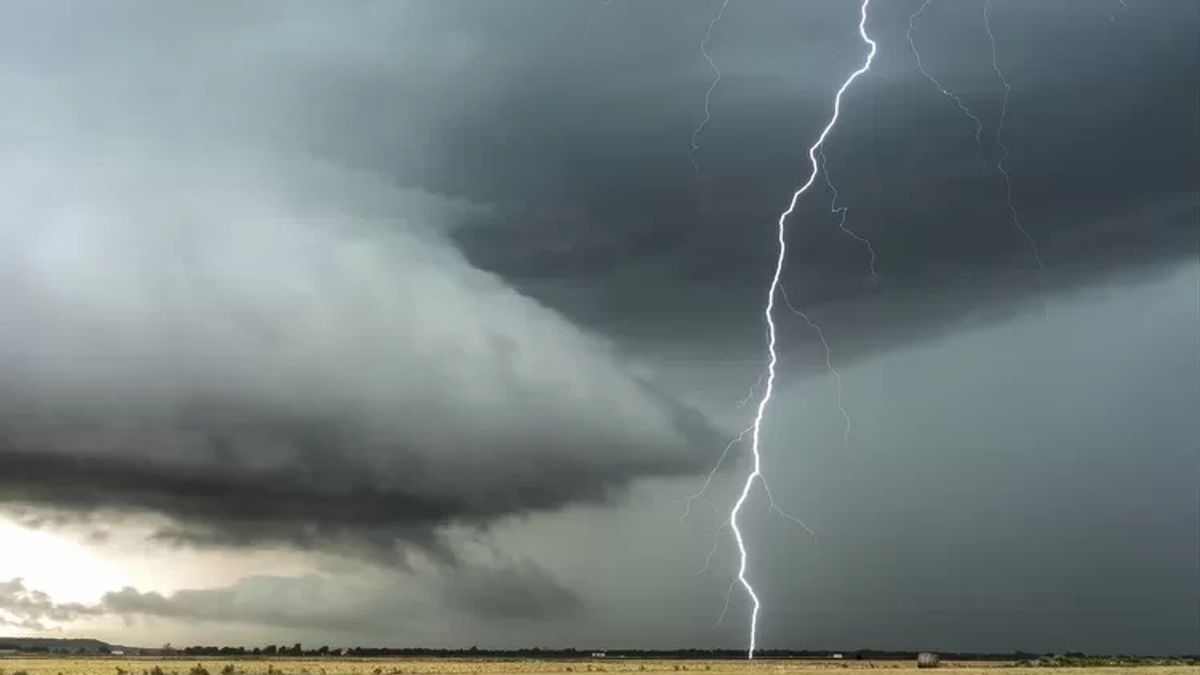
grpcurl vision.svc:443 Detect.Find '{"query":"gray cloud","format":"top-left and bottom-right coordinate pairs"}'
top-left (100, 577), bottom-right (408, 633)
top-left (444, 0), bottom-right (1198, 356)
top-left (0, 140), bottom-right (721, 561)
top-left (0, 579), bottom-right (102, 631)
top-left (440, 560), bottom-right (584, 622)
top-left (0, 2), bottom-right (727, 560)
top-left (99, 558), bottom-right (581, 633)
top-left (5, 556), bottom-right (582, 635)
top-left (0, 0), bottom-right (1195, 654)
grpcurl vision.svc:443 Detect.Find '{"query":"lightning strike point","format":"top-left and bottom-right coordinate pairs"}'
top-left (730, 0), bottom-right (876, 658)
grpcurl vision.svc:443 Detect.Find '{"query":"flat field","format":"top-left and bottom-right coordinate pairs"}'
top-left (2, 659), bottom-right (1198, 675)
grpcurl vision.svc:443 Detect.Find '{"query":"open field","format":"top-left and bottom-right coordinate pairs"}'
top-left (1, 660), bottom-right (1198, 675)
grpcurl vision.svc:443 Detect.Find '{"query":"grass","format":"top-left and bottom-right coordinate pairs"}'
top-left (0, 659), bottom-right (1198, 675)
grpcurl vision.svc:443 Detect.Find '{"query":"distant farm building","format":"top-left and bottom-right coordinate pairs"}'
top-left (917, 653), bottom-right (940, 668)
top-left (831, 654), bottom-right (844, 660)
top-left (591, 652), bottom-right (607, 659)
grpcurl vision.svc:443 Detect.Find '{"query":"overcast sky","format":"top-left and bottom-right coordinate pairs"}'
top-left (0, 0), bottom-right (1197, 656)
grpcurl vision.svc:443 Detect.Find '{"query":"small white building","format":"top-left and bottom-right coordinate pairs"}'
top-left (832, 654), bottom-right (844, 660)
top-left (591, 652), bottom-right (607, 659)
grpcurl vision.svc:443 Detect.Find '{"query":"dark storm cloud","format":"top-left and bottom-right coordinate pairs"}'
top-left (0, 0), bottom-right (1195, 623)
top-left (1, 0), bottom-right (1182, 360)
top-left (0, 1), bottom-right (725, 561)
top-left (0, 394), bottom-right (714, 564)
top-left (438, 0), bottom-right (1199, 356)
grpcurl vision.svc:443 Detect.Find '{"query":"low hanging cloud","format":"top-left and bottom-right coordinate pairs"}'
top-left (0, 126), bottom-right (720, 563)
top-left (440, 560), bottom-right (585, 622)
top-left (102, 564), bottom-right (582, 632)
top-left (0, 578), bottom-right (102, 631)
top-left (5, 556), bottom-right (582, 635)
top-left (99, 575), bottom-right (431, 633)
top-left (0, 2), bottom-right (726, 564)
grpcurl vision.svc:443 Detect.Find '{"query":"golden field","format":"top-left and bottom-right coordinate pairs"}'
top-left (1, 659), bottom-right (1197, 675)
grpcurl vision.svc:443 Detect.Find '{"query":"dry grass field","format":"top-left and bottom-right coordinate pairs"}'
top-left (1, 659), bottom-right (1197, 675)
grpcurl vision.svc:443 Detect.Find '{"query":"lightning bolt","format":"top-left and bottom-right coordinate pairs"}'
top-left (690, 0), bottom-right (732, 175)
top-left (907, 0), bottom-right (986, 171)
top-left (778, 285), bottom-right (852, 454)
top-left (735, 371), bottom-right (768, 409)
top-left (681, 424), bottom-right (753, 527)
top-left (984, 0), bottom-right (1045, 271)
top-left (909, 1), bottom-right (1044, 270)
top-left (699, 516), bottom-right (732, 578)
top-left (818, 146), bottom-right (878, 284)
top-left (729, 0), bottom-right (876, 658)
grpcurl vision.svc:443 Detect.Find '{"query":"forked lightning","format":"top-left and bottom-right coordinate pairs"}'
top-left (730, 0), bottom-right (876, 658)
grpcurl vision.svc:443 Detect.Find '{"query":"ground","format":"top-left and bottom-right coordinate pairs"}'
top-left (1, 659), bottom-right (1198, 675)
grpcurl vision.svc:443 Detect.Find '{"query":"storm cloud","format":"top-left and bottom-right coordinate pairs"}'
top-left (0, 139), bottom-right (722, 561)
top-left (0, 2), bottom-right (731, 561)
top-left (3, 556), bottom-right (582, 635)
top-left (101, 559), bottom-right (582, 631)
top-left (0, 0), bottom-right (1195, 654)
top-left (444, 0), bottom-right (1199, 357)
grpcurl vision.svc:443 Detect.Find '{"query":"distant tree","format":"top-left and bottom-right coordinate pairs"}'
top-left (263, 645), bottom-right (277, 656)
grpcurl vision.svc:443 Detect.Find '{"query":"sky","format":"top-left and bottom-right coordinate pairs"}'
top-left (0, 0), bottom-right (1197, 656)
